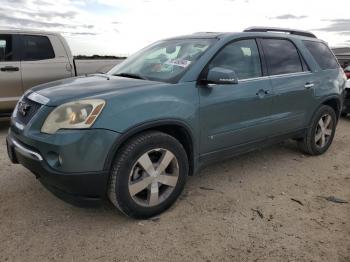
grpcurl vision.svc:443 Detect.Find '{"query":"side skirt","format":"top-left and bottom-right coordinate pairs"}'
top-left (196, 129), bottom-right (306, 172)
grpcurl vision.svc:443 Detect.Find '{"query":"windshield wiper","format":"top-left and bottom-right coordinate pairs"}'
top-left (114, 73), bottom-right (147, 80)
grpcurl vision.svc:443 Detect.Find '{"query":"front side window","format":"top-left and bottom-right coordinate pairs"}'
top-left (303, 41), bottom-right (339, 70)
top-left (22, 35), bottom-right (55, 61)
top-left (0, 34), bottom-right (13, 61)
top-left (207, 39), bottom-right (262, 80)
top-left (109, 38), bottom-right (215, 83)
top-left (261, 39), bottom-right (303, 75)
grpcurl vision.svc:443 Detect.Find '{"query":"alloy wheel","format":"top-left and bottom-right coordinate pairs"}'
top-left (128, 148), bottom-right (179, 207)
top-left (314, 113), bottom-right (333, 148)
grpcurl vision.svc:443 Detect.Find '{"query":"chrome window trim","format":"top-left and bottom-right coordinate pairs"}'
top-left (27, 92), bottom-right (50, 105)
top-left (239, 71), bottom-right (312, 83)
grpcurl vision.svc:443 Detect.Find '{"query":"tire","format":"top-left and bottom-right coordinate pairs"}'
top-left (108, 131), bottom-right (188, 219)
top-left (298, 105), bottom-right (337, 155)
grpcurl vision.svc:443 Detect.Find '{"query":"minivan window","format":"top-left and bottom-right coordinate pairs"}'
top-left (208, 39), bottom-right (262, 80)
top-left (303, 41), bottom-right (339, 70)
top-left (261, 39), bottom-right (303, 75)
top-left (22, 35), bottom-right (55, 61)
top-left (0, 34), bottom-right (13, 61)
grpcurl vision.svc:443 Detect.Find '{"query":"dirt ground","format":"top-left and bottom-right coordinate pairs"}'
top-left (0, 118), bottom-right (349, 262)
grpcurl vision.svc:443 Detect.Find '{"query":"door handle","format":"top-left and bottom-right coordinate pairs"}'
top-left (256, 89), bottom-right (270, 98)
top-left (304, 82), bottom-right (314, 89)
top-left (0, 66), bottom-right (19, 72)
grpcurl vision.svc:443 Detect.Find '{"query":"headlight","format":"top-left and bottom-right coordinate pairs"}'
top-left (41, 99), bottom-right (105, 134)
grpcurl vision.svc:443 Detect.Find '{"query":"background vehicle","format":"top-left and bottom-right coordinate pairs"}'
top-left (0, 30), bottom-right (123, 116)
top-left (332, 47), bottom-right (350, 70)
top-left (7, 27), bottom-right (346, 218)
top-left (332, 47), bottom-right (350, 115)
top-left (344, 66), bottom-right (350, 79)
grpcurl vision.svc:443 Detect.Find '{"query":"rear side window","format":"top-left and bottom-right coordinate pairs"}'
top-left (261, 39), bottom-right (303, 75)
top-left (208, 39), bottom-right (262, 80)
top-left (22, 35), bottom-right (55, 61)
top-left (0, 34), bottom-right (13, 61)
top-left (303, 41), bottom-right (339, 70)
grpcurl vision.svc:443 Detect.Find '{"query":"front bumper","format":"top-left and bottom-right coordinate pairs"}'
top-left (7, 126), bottom-right (120, 206)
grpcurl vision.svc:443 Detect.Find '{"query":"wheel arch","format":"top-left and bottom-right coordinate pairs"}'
top-left (104, 119), bottom-right (196, 176)
top-left (320, 95), bottom-right (342, 119)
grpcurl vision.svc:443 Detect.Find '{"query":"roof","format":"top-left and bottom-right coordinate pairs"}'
top-left (0, 28), bottom-right (61, 36)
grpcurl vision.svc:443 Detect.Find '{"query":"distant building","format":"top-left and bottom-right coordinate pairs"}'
top-left (332, 47), bottom-right (350, 68)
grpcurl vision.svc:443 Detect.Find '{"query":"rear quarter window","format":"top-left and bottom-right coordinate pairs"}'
top-left (22, 35), bottom-right (55, 61)
top-left (303, 41), bottom-right (339, 70)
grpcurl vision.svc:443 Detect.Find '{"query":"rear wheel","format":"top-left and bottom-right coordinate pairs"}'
top-left (108, 131), bottom-right (188, 219)
top-left (298, 105), bottom-right (337, 155)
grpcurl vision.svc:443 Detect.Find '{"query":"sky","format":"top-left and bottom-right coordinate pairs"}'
top-left (1, 0), bottom-right (350, 56)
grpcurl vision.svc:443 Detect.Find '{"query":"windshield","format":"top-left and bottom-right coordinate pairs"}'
top-left (108, 38), bottom-right (215, 83)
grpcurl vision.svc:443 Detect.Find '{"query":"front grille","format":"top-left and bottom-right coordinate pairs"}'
top-left (15, 97), bottom-right (42, 125)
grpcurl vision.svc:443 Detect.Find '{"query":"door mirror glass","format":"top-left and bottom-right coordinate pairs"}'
top-left (205, 67), bottom-right (238, 85)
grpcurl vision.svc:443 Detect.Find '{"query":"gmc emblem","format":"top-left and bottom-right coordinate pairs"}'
top-left (18, 101), bottom-right (31, 117)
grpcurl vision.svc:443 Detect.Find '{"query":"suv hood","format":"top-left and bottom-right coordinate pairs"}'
top-left (31, 75), bottom-right (163, 106)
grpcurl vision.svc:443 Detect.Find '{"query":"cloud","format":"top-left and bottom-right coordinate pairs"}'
top-left (271, 14), bottom-right (308, 19)
top-left (315, 19), bottom-right (350, 33)
top-left (0, 13), bottom-right (92, 30)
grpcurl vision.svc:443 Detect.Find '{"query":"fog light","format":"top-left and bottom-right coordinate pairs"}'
top-left (46, 151), bottom-right (62, 168)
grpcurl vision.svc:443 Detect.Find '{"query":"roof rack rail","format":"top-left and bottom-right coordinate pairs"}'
top-left (244, 27), bottom-right (317, 38)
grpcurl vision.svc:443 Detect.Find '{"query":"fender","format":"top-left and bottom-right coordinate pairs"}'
top-left (103, 118), bottom-right (197, 174)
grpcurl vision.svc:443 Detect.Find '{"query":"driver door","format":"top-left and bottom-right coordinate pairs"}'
top-left (0, 34), bottom-right (22, 113)
top-left (199, 39), bottom-right (275, 154)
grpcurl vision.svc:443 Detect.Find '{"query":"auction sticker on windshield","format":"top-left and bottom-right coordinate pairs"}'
top-left (165, 59), bottom-right (191, 68)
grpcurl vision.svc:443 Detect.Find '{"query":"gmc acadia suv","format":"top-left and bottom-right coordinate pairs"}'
top-left (7, 27), bottom-right (347, 218)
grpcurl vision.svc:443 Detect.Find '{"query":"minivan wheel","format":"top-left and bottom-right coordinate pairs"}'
top-left (298, 105), bottom-right (337, 155)
top-left (108, 131), bottom-right (188, 219)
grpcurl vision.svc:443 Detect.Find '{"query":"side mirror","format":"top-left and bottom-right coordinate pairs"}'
top-left (204, 67), bottom-right (238, 85)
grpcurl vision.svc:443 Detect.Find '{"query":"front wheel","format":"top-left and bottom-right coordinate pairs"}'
top-left (108, 131), bottom-right (188, 219)
top-left (298, 105), bottom-right (337, 155)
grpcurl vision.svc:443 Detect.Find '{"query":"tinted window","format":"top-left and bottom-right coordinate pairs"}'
top-left (303, 41), bottom-right (339, 70)
top-left (261, 39), bottom-right (303, 75)
top-left (22, 35), bottom-right (55, 61)
top-left (0, 34), bottom-right (13, 61)
top-left (208, 39), bottom-right (262, 80)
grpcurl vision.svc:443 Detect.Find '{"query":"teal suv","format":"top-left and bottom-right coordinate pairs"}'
top-left (7, 27), bottom-right (347, 218)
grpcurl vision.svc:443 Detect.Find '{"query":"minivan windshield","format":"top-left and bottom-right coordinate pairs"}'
top-left (108, 38), bottom-right (216, 83)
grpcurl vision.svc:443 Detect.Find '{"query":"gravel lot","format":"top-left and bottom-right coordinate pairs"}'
top-left (0, 118), bottom-right (349, 262)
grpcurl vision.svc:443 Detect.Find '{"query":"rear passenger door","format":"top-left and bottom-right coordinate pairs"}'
top-left (259, 38), bottom-right (315, 134)
top-left (0, 34), bottom-right (23, 112)
top-left (20, 34), bottom-right (73, 91)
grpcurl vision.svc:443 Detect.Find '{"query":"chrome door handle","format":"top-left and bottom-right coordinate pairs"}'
top-left (305, 82), bottom-right (314, 89)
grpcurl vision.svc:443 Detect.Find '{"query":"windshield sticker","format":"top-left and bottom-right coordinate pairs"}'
top-left (165, 59), bottom-right (191, 68)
